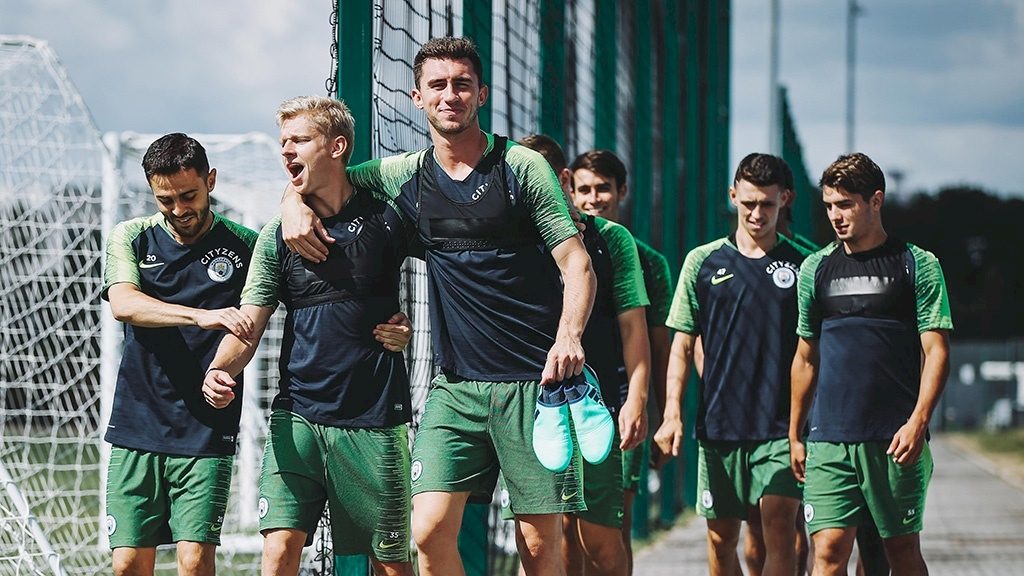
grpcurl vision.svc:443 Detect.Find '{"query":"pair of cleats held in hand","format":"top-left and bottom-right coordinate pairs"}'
top-left (532, 366), bottom-right (615, 473)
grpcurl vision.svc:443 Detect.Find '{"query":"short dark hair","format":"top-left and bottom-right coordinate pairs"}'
top-left (569, 149), bottom-right (628, 188)
top-left (819, 152), bottom-right (885, 201)
top-left (413, 37), bottom-right (484, 88)
top-left (519, 134), bottom-right (567, 173)
top-left (733, 153), bottom-right (792, 190)
top-left (142, 133), bottom-right (209, 182)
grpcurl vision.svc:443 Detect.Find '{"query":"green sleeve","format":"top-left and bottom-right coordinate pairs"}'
top-left (780, 233), bottom-right (817, 257)
top-left (239, 218), bottom-right (282, 309)
top-left (796, 247), bottom-right (832, 339)
top-left (595, 217), bottom-right (649, 313)
top-left (910, 244), bottom-right (954, 333)
top-left (216, 213), bottom-right (259, 250)
top-left (665, 240), bottom-right (724, 334)
top-left (347, 151), bottom-right (424, 211)
top-left (789, 232), bottom-right (821, 254)
top-left (504, 140), bottom-right (579, 250)
top-left (636, 240), bottom-right (674, 327)
top-left (102, 215), bottom-right (156, 299)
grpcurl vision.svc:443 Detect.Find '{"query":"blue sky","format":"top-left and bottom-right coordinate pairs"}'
top-left (3, 0), bottom-right (1021, 196)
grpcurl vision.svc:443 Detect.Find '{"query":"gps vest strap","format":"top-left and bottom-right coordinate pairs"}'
top-left (416, 135), bottom-right (542, 251)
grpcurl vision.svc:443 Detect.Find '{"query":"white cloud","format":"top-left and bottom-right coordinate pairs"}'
top-left (732, 0), bottom-right (1024, 195)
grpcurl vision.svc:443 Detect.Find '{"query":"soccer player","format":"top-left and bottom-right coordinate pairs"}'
top-left (201, 96), bottom-right (414, 576)
top-left (655, 153), bottom-right (811, 576)
top-left (102, 133), bottom-right (258, 576)
top-left (743, 170), bottom-right (816, 576)
top-left (281, 38), bottom-right (595, 576)
top-left (564, 147), bottom-right (674, 574)
top-left (519, 136), bottom-right (652, 576)
top-left (790, 152), bottom-right (952, 576)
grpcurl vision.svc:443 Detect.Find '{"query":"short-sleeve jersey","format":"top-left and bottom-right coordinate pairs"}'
top-left (347, 133), bottom-right (579, 381)
top-left (666, 234), bottom-right (811, 441)
top-left (635, 239), bottom-right (673, 329)
top-left (580, 214), bottom-right (649, 412)
top-left (241, 191), bottom-right (411, 428)
top-left (102, 213), bottom-right (258, 456)
top-left (796, 238), bottom-right (953, 442)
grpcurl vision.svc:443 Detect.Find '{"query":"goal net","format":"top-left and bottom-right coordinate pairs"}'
top-left (0, 35), bottom-right (332, 575)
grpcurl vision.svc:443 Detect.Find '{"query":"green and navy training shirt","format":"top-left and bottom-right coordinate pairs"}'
top-left (580, 214), bottom-right (649, 412)
top-left (102, 212), bottom-right (257, 456)
top-left (667, 234), bottom-right (812, 441)
top-left (797, 238), bottom-right (953, 442)
top-left (347, 132), bottom-right (579, 381)
top-left (241, 191), bottom-right (411, 428)
top-left (635, 239), bottom-right (673, 329)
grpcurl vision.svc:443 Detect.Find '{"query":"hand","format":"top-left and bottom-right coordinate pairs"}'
top-left (790, 439), bottom-right (807, 482)
top-left (618, 398), bottom-right (648, 451)
top-left (887, 417), bottom-right (928, 465)
top-left (569, 205), bottom-right (585, 233)
top-left (281, 190), bottom-right (333, 262)
top-left (649, 441), bottom-right (672, 470)
top-left (203, 369), bottom-right (236, 409)
top-left (195, 307), bottom-right (254, 339)
top-left (375, 312), bottom-right (413, 352)
top-left (540, 336), bottom-right (585, 385)
top-left (653, 416), bottom-right (683, 457)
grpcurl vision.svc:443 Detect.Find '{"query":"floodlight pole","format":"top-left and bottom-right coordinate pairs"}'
top-left (768, 0), bottom-right (781, 155)
top-left (846, 0), bottom-right (862, 153)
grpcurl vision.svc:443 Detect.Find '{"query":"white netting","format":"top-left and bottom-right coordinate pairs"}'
top-left (1, 35), bottom-right (106, 576)
top-left (0, 35), bottom-right (333, 575)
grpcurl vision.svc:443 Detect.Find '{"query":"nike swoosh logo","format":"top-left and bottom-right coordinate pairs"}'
top-left (630, 475), bottom-right (641, 482)
top-left (378, 540), bottom-right (401, 550)
top-left (710, 274), bottom-right (734, 285)
top-left (561, 491), bottom-right (578, 501)
top-left (902, 515), bottom-right (916, 525)
top-left (139, 262), bottom-right (165, 269)
top-left (209, 524), bottom-right (222, 533)
top-left (617, 510), bottom-right (625, 518)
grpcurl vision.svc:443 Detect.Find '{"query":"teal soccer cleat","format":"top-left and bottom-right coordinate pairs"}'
top-left (532, 382), bottom-right (573, 473)
top-left (565, 365), bottom-right (614, 464)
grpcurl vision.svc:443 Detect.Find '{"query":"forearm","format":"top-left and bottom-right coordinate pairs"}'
top-left (649, 326), bottom-right (671, 413)
top-left (209, 305), bottom-right (272, 376)
top-left (619, 309), bottom-right (651, 406)
top-left (109, 285), bottom-right (202, 328)
top-left (555, 243), bottom-right (595, 342)
top-left (662, 332), bottom-right (695, 421)
top-left (910, 331), bottom-right (951, 426)
top-left (281, 184), bottom-right (303, 205)
top-left (789, 340), bottom-right (818, 441)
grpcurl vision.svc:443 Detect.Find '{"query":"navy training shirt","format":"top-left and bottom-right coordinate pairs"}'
top-left (797, 238), bottom-right (954, 442)
top-left (102, 213), bottom-right (257, 457)
top-left (241, 191), bottom-right (411, 428)
top-left (667, 234), bottom-right (811, 441)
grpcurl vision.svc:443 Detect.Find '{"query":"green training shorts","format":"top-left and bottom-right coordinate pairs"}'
top-left (411, 373), bottom-right (584, 515)
top-left (105, 446), bottom-right (232, 548)
top-left (621, 438), bottom-right (650, 493)
top-left (258, 410), bottom-right (411, 562)
top-left (802, 441), bottom-right (933, 538)
top-left (696, 438), bottom-right (802, 520)
top-left (575, 440), bottom-right (624, 528)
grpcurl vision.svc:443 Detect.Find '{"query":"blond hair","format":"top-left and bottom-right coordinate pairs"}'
top-left (276, 96), bottom-right (356, 164)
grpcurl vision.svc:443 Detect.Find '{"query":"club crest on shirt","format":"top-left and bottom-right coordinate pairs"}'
top-left (201, 247), bottom-right (245, 283)
top-left (766, 260), bottom-right (798, 289)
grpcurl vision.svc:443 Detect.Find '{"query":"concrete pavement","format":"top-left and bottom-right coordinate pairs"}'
top-left (633, 435), bottom-right (1024, 575)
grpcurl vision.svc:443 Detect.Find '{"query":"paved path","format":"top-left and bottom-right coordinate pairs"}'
top-left (633, 435), bottom-right (1024, 575)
